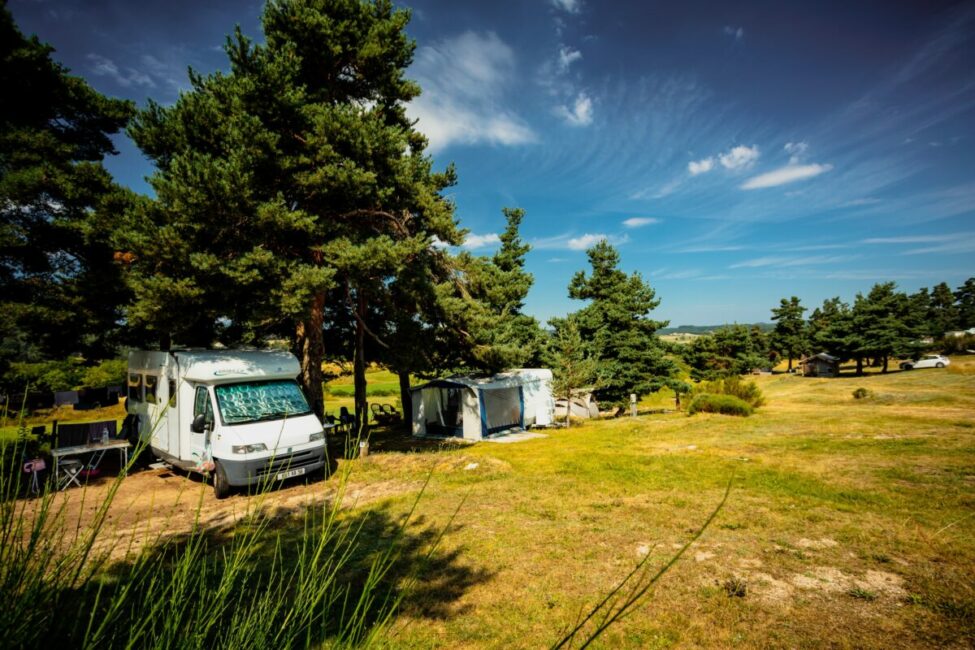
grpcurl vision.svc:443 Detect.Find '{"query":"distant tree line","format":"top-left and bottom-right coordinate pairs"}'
top-left (682, 278), bottom-right (975, 379)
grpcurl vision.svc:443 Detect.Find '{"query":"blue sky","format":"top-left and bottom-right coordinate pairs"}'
top-left (11, 0), bottom-right (975, 325)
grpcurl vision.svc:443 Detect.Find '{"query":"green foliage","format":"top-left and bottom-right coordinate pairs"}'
top-left (0, 7), bottom-right (135, 368)
top-left (2, 357), bottom-right (125, 393)
top-left (80, 358), bottom-right (127, 388)
top-left (687, 393), bottom-right (753, 417)
top-left (770, 296), bottom-right (808, 370)
top-left (564, 241), bottom-right (676, 405)
top-left (956, 278), bottom-right (975, 329)
top-left (695, 376), bottom-right (766, 408)
top-left (682, 324), bottom-right (770, 380)
top-left (549, 318), bottom-right (600, 426)
top-left (852, 387), bottom-right (873, 400)
top-left (941, 333), bottom-right (975, 355)
top-left (4, 358), bottom-right (84, 393)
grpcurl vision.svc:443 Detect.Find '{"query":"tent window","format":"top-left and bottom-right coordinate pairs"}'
top-left (127, 373), bottom-right (143, 404)
top-left (144, 375), bottom-right (158, 404)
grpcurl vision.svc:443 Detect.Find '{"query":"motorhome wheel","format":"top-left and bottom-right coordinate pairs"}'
top-left (213, 461), bottom-right (231, 499)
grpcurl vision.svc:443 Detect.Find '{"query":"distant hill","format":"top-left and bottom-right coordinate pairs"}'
top-left (658, 323), bottom-right (774, 335)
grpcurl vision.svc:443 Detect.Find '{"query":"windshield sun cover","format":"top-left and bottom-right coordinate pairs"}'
top-left (215, 380), bottom-right (312, 425)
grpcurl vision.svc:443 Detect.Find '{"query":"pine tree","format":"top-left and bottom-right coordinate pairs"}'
top-left (852, 282), bottom-right (911, 374)
top-left (928, 282), bottom-right (960, 336)
top-left (806, 297), bottom-right (856, 361)
top-left (770, 297), bottom-right (807, 371)
top-left (549, 318), bottom-right (599, 427)
top-left (0, 7), bottom-right (134, 369)
top-left (122, 0), bottom-right (460, 419)
top-left (955, 278), bottom-right (975, 329)
top-left (566, 241), bottom-right (676, 405)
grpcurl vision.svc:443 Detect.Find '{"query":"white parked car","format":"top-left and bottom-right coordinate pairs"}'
top-left (900, 354), bottom-right (950, 370)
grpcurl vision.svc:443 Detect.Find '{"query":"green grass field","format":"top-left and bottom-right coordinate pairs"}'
top-left (9, 360), bottom-right (975, 647)
top-left (336, 358), bottom-right (975, 647)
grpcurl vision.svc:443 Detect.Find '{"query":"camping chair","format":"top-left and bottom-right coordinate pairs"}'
top-left (380, 403), bottom-right (399, 420)
top-left (57, 459), bottom-right (84, 490)
top-left (369, 403), bottom-right (383, 423)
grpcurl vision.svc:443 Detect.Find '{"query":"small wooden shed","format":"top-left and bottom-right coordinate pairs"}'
top-left (801, 353), bottom-right (840, 377)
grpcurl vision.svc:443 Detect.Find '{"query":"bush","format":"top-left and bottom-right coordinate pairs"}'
top-left (695, 376), bottom-right (765, 408)
top-left (852, 387), bottom-right (873, 400)
top-left (688, 393), bottom-right (753, 417)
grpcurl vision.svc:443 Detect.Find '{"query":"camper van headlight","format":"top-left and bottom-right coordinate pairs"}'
top-left (231, 443), bottom-right (267, 454)
top-left (309, 430), bottom-right (325, 442)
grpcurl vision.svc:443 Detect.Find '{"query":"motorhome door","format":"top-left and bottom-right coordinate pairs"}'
top-left (191, 385), bottom-right (214, 465)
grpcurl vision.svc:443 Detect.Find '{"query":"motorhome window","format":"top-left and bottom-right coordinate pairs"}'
top-left (144, 374), bottom-right (158, 404)
top-left (214, 380), bottom-right (312, 425)
top-left (193, 386), bottom-right (213, 428)
top-left (168, 379), bottom-right (177, 407)
top-left (127, 373), bottom-right (143, 403)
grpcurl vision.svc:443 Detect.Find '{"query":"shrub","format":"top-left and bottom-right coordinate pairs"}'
top-left (852, 387), bottom-right (873, 400)
top-left (688, 393), bottom-right (753, 417)
top-left (695, 376), bottom-right (765, 408)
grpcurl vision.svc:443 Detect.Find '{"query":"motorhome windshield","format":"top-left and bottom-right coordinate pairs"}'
top-left (214, 380), bottom-right (312, 425)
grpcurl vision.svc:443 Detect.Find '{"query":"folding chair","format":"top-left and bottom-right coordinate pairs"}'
top-left (57, 459), bottom-right (84, 490)
top-left (369, 403), bottom-right (383, 423)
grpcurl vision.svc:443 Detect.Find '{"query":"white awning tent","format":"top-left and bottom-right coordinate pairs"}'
top-left (411, 369), bottom-right (554, 440)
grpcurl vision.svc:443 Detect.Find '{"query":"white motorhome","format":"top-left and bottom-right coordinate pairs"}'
top-left (127, 349), bottom-right (327, 498)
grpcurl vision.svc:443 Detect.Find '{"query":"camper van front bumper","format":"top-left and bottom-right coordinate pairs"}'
top-left (219, 447), bottom-right (325, 486)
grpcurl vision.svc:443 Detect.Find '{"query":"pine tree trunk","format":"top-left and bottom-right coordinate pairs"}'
top-left (398, 371), bottom-right (412, 428)
top-left (159, 332), bottom-right (171, 351)
top-left (353, 291), bottom-right (368, 438)
top-left (882, 355), bottom-right (888, 373)
top-left (295, 292), bottom-right (325, 421)
top-left (856, 356), bottom-right (863, 376)
top-left (787, 355), bottom-right (793, 372)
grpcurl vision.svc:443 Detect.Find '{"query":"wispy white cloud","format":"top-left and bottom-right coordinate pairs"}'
top-left (741, 163), bottom-right (833, 190)
top-left (688, 157), bottom-right (714, 175)
top-left (557, 46), bottom-right (582, 72)
top-left (784, 141), bottom-right (808, 164)
top-left (408, 31), bottom-right (536, 153)
top-left (551, 0), bottom-right (582, 14)
top-left (556, 91), bottom-right (594, 126)
top-left (622, 217), bottom-right (659, 228)
top-left (729, 254), bottom-right (852, 269)
top-left (533, 232), bottom-right (629, 250)
top-left (719, 145), bottom-right (760, 170)
top-left (841, 197), bottom-right (881, 207)
top-left (723, 25), bottom-right (745, 41)
top-left (862, 234), bottom-right (956, 244)
top-left (87, 53), bottom-right (155, 88)
top-left (675, 244), bottom-right (746, 253)
top-left (904, 235), bottom-right (975, 255)
top-left (568, 233), bottom-right (613, 250)
top-left (462, 233), bottom-right (501, 249)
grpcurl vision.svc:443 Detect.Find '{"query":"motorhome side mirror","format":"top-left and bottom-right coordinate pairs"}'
top-left (191, 413), bottom-right (207, 434)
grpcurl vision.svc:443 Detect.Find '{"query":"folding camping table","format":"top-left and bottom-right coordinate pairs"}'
top-left (51, 439), bottom-right (131, 490)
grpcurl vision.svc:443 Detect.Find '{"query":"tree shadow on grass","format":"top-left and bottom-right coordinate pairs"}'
top-left (39, 488), bottom-right (492, 648)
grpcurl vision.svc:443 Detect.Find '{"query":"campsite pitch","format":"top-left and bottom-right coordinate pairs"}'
top-left (27, 358), bottom-right (975, 648)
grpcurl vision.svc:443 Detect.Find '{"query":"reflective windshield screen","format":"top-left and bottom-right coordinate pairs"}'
top-left (214, 380), bottom-right (312, 425)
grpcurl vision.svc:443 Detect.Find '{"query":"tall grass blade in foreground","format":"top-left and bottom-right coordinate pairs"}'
top-left (552, 473), bottom-right (734, 649)
top-left (0, 402), bottom-right (449, 649)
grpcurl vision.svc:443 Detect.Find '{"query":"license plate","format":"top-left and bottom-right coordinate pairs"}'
top-left (276, 467), bottom-right (306, 481)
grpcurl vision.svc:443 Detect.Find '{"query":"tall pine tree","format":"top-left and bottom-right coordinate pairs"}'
top-left (565, 241), bottom-right (675, 405)
top-left (0, 6), bottom-right (134, 371)
top-left (770, 297), bottom-right (807, 371)
top-left (122, 0), bottom-right (460, 419)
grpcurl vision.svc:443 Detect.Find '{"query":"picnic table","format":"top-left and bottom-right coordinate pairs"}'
top-left (51, 439), bottom-right (131, 490)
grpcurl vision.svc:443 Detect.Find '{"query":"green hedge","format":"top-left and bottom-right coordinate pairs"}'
top-left (688, 393), bottom-right (753, 417)
top-left (694, 376), bottom-right (765, 407)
